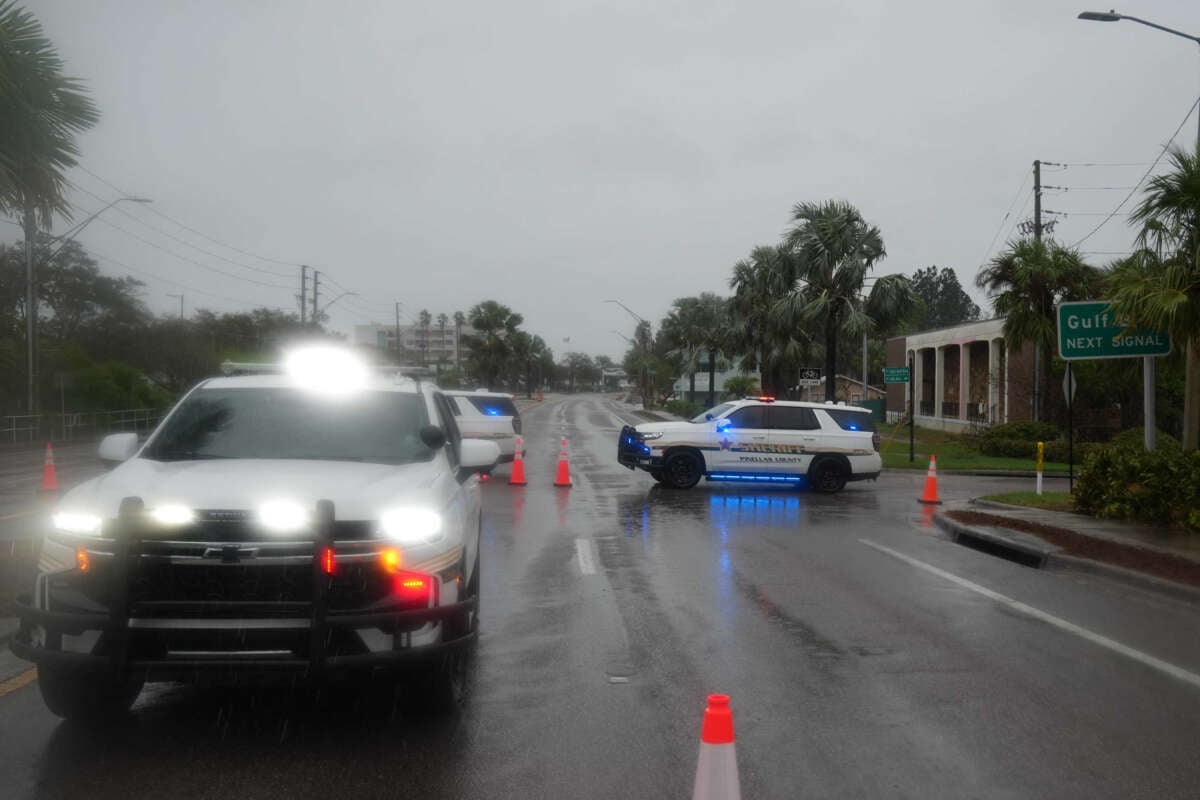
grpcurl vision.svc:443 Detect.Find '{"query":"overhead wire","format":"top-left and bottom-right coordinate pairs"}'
top-left (976, 171), bottom-right (1031, 268)
top-left (1071, 95), bottom-right (1200, 248)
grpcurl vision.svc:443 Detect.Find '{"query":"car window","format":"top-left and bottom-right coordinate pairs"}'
top-left (143, 388), bottom-right (432, 465)
top-left (447, 396), bottom-right (463, 416)
top-left (823, 408), bottom-right (877, 432)
top-left (465, 396), bottom-right (517, 417)
top-left (691, 402), bottom-right (735, 422)
top-left (770, 406), bottom-right (821, 431)
top-left (433, 392), bottom-right (461, 469)
top-left (722, 406), bottom-right (767, 429)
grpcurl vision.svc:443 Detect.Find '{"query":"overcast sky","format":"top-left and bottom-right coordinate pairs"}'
top-left (18, 0), bottom-right (1200, 361)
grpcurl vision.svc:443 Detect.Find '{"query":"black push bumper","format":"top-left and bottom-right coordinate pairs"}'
top-left (617, 425), bottom-right (659, 471)
top-left (11, 496), bottom-right (474, 683)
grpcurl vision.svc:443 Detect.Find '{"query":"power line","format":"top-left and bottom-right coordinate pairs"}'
top-left (75, 165), bottom-right (307, 269)
top-left (68, 181), bottom-right (294, 279)
top-left (90, 250), bottom-right (267, 309)
top-left (976, 171), bottom-right (1031, 267)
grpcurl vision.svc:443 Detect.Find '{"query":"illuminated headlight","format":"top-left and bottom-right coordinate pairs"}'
top-left (150, 504), bottom-right (194, 526)
top-left (639, 432), bottom-right (663, 441)
top-left (257, 500), bottom-right (310, 533)
top-left (284, 345), bottom-right (368, 395)
top-left (52, 512), bottom-right (103, 536)
top-left (378, 509), bottom-right (444, 546)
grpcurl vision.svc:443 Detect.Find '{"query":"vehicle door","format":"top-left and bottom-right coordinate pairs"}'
top-left (712, 405), bottom-right (770, 471)
top-left (767, 405), bottom-right (822, 475)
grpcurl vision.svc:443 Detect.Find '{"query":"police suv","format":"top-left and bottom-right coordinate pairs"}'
top-left (618, 396), bottom-right (881, 492)
top-left (12, 346), bottom-right (499, 720)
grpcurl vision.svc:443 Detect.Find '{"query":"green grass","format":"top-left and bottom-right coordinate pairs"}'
top-left (978, 491), bottom-right (1075, 512)
top-left (882, 451), bottom-right (1071, 472)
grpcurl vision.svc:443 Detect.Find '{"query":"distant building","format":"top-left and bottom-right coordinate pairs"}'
top-left (354, 323), bottom-right (463, 366)
top-left (885, 318), bottom-right (1039, 432)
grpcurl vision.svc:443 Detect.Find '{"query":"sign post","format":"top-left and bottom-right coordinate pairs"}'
top-left (1057, 301), bottom-right (1171, 454)
top-left (1063, 364), bottom-right (1075, 493)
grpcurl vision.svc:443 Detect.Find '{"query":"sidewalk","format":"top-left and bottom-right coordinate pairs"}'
top-left (936, 500), bottom-right (1200, 600)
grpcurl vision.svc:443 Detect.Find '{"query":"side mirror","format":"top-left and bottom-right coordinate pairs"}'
top-left (98, 432), bottom-right (139, 463)
top-left (705, 413), bottom-right (714, 421)
top-left (420, 425), bottom-right (447, 450)
top-left (460, 439), bottom-right (501, 471)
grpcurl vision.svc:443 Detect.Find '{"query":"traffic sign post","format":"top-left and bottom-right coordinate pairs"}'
top-left (883, 366), bottom-right (910, 384)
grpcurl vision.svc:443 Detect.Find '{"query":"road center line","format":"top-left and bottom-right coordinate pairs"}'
top-left (860, 538), bottom-right (1200, 691)
top-left (0, 509), bottom-right (38, 521)
top-left (0, 668), bottom-right (37, 697)
top-left (575, 538), bottom-right (596, 575)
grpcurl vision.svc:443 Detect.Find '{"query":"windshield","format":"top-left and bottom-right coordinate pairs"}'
top-left (690, 402), bottom-right (735, 423)
top-left (143, 388), bottom-right (431, 464)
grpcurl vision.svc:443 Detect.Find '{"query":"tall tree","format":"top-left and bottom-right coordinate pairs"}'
top-left (729, 245), bottom-right (809, 396)
top-left (465, 300), bottom-right (523, 390)
top-left (436, 312), bottom-right (448, 371)
top-left (1110, 144), bottom-right (1200, 449)
top-left (0, 1), bottom-right (100, 224)
top-left (777, 200), bottom-right (908, 402)
top-left (976, 238), bottom-right (1100, 421)
top-left (909, 266), bottom-right (981, 329)
top-left (453, 310), bottom-right (466, 370)
top-left (417, 308), bottom-right (432, 366)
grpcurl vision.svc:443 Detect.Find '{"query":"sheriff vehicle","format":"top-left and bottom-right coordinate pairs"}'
top-left (12, 346), bottom-right (499, 720)
top-left (617, 396), bottom-right (881, 492)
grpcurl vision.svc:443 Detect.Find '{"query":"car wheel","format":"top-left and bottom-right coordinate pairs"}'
top-left (37, 665), bottom-right (144, 722)
top-left (649, 469), bottom-right (665, 484)
top-left (810, 459), bottom-right (848, 494)
top-left (662, 451), bottom-right (703, 490)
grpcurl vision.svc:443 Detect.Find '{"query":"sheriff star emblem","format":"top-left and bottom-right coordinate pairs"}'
top-left (718, 437), bottom-right (734, 450)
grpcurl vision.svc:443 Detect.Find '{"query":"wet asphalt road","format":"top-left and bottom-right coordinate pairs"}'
top-left (2, 394), bottom-right (1200, 799)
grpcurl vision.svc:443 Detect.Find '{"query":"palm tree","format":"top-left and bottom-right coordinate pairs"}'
top-left (0, 2), bottom-right (100, 224)
top-left (466, 300), bottom-right (523, 390)
top-left (661, 296), bottom-right (705, 402)
top-left (777, 201), bottom-right (903, 402)
top-left (976, 238), bottom-right (1100, 421)
top-left (1110, 144), bottom-right (1200, 449)
top-left (436, 312), bottom-right (448, 371)
top-left (729, 245), bottom-right (808, 396)
top-left (418, 309), bottom-right (431, 366)
top-left (453, 310), bottom-right (466, 370)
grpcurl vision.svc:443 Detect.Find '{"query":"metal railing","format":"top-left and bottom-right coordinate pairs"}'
top-left (0, 408), bottom-right (164, 444)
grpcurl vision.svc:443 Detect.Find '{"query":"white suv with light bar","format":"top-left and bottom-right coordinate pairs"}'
top-left (443, 390), bottom-right (522, 465)
top-left (12, 346), bottom-right (499, 720)
top-left (617, 396), bottom-right (881, 492)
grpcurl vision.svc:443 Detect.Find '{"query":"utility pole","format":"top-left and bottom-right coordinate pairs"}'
top-left (394, 302), bottom-right (402, 362)
top-left (1032, 159), bottom-right (1042, 422)
top-left (311, 270), bottom-right (320, 326)
top-left (24, 204), bottom-right (36, 413)
top-left (300, 265), bottom-right (308, 326)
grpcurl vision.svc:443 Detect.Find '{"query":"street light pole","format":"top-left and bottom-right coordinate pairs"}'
top-left (167, 293), bottom-right (184, 319)
top-left (605, 299), bottom-right (652, 408)
top-left (25, 195), bottom-right (151, 413)
top-left (1078, 9), bottom-right (1200, 451)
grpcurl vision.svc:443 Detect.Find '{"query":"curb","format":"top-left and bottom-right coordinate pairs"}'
top-left (935, 513), bottom-right (1200, 605)
top-left (933, 513), bottom-right (1060, 567)
top-left (1044, 553), bottom-right (1200, 605)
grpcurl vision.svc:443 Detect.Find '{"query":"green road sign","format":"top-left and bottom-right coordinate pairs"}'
top-left (883, 366), bottom-right (910, 383)
top-left (1057, 301), bottom-right (1171, 361)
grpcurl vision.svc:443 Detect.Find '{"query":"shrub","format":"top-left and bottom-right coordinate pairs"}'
top-left (1107, 427), bottom-right (1179, 450)
top-left (1075, 441), bottom-right (1200, 532)
top-left (979, 438), bottom-right (1037, 458)
top-left (980, 420), bottom-right (1060, 442)
top-left (1042, 440), bottom-right (1097, 464)
top-left (664, 399), bottom-right (704, 419)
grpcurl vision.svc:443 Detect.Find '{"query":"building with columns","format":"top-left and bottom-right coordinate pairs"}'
top-left (885, 318), bottom-right (1037, 432)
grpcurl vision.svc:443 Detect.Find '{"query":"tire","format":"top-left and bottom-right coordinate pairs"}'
top-left (810, 458), bottom-right (848, 494)
top-left (662, 451), bottom-right (703, 490)
top-left (649, 470), bottom-right (665, 484)
top-left (415, 549), bottom-right (479, 714)
top-left (37, 666), bottom-right (144, 722)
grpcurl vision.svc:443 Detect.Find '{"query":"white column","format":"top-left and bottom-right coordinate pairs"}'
top-left (934, 347), bottom-right (945, 420)
top-left (960, 343), bottom-right (971, 420)
top-left (911, 348), bottom-right (922, 417)
top-left (988, 339), bottom-right (999, 423)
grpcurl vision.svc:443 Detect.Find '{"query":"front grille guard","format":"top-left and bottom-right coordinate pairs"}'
top-left (12, 496), bottom-right (476, 675)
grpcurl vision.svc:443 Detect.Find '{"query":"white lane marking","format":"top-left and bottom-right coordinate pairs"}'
top-left (575, 538), bottom-right (596, 575)
top-left (860, 538), bottom-right (1200, 691)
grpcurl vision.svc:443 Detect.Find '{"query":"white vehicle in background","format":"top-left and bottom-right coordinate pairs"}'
top-left (12, 346), bottom-right (499, 720)
top-left (618, 396), bottom-right (882, 493)
top-left (443, 390), bottom-right (522, 465)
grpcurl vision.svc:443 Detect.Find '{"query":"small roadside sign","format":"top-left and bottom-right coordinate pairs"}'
top-left (883, 366), bottom-right (910, 384)
top-left (1057, 301), bottom-right (1171, 360)
top-left (797, 367), bottom-right (822, 387)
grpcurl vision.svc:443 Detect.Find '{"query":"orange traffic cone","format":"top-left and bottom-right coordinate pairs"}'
top-left (918, 454), bottom-right (941, 505)
top-left (40, 442), bottom-right (59, 493)
top-left (553, 438), bottom-right (572, 488)
top-left (508, 437), bottom-right (527, 486)
top-left (692, 694), bottom-right (741, 800)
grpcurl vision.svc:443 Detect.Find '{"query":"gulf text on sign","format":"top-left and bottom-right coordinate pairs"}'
top-left (1056, 301), bottom-right (1171, 361)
